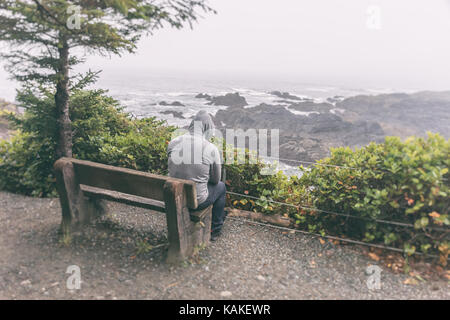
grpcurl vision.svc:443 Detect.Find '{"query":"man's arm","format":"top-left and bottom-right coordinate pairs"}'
top-left (207, 143), bottom-right (222, 185)
top-left (209, 162), bottom-right (221, 185)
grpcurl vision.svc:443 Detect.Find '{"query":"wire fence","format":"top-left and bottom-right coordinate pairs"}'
top-left (227, 216), bottom-right (444, 260)
top-left (225, 189), bottom-right (449, 259)
top-left (226, 191), bottom-right (449, 232)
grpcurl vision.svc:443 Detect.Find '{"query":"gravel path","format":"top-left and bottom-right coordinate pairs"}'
top-left (0, 191), bottom-right (448, 300)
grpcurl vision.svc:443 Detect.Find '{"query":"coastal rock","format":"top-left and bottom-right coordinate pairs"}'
top-left (269, 91), bottom-right (304, 101)
top-left (214, 103), bottom-right (385, 162)
top-left (336, 91), bottom-right (450, 138)
top-left (195, 93), bottom-right (212, 100)
top-left (207, 93), bottom-right (248, 108)
top-left (160, 110), bottom-right (185, 119)
top-left (288, 101), bottom-right (334, 113)
top-left (158, 101), bottom-right (185, 107)
top-left (213, 90), bottom-right (450, 164)
top-left (326, 96), bottom-right (345, 104)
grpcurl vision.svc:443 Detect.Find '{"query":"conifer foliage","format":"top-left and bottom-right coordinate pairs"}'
top-left (0, 0), bottom-right (214, 158)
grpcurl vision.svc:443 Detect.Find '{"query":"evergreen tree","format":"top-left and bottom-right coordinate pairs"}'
top-left (0, 0), bottom-right (214, 158)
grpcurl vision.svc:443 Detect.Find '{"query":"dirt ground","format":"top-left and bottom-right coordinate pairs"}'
top-left (0, 191), bottom-right (448, 300)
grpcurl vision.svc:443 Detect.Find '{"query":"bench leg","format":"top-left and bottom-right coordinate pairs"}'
top-left (164, 181), bottom-right (212, 264)
top-left (54, 159), bottom-right (90, 238)
top-left (191, 206), bottom-right (212, 248)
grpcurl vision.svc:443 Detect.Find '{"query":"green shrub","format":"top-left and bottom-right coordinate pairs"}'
top-left (70, 90), bottom-right (174, 174)
top-left (0, 88), bottom-right (58, 196)
top-left (298, 134), bottom-right (449, 262)
top-left (0, 88), bottom-right (175, 196)
top-left (226, 133), bottom-right (449, 262)
top-left (86, 117), bottom-right (174, 174)
top-left (0, 132), bottom-right (56, 196)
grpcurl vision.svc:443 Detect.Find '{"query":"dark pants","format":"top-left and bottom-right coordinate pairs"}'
top-left (196, 181), bottom-right (226, 233)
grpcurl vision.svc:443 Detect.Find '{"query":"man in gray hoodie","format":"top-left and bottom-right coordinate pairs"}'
top-left (167, 110), bottom-right (226, 241)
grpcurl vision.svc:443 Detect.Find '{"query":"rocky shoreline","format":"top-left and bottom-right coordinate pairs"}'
top-left (2, 89), bottom-right (449, 164)
top-left (194, 90), bottom-right (450, 163)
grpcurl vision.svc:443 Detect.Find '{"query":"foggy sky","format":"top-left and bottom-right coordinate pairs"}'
top-left (84, 0), bottom-right (450, 90)
top-left (2, 0), bottom-right (450, 97)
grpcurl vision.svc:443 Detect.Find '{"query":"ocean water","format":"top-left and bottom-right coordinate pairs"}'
top-left (1, 69), bottom-right (401, 126)
top-left (89, 70), bottom-right (397, 127)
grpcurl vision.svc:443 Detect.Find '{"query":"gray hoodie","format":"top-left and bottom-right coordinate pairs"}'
top-left (167, 111), bottom-right (222, 204)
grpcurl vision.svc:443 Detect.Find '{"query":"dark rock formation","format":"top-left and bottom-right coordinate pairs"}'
top-left (214, 103), bottom-right (385, 162)
top-left (288, 101), bottom-right (334, 113)
top-left (195, 93), bottom-right (212, 100)
top-left (207, 93), bottom-right (248, 108)
top-left (336, 91), bottom-right (450, 138)
top-left (326, 95), bottom-right (345, 104)
top-left (269, 91), bottom-right (304, 101)
top-left (209, 91), bottom-right (450, 164)
top-left (160, 110), bottom-right (185, 119)
top-left (159, 101), bottom-right (185, 107)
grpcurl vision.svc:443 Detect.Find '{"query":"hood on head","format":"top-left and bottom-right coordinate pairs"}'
top-left (188, 110), bottom-right (215, 138)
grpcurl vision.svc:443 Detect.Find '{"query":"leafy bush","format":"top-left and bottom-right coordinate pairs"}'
top-left (223, 153), bottom-right (297, 214)
top-left (0, 88), bottom-right (58, 196)
top-left (0, 88), bottom-right (175, 196)
top-left (226, 134), bottom-right (449, 263)
top-left (71, 92), bottom-right (174, 175)
top-left (0, 131), bottom-right (56, 196)
top-left (298, 134), bottom-right (449, 263)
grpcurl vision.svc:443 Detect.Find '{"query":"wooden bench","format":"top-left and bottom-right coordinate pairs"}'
top-left (53, 157), bottom-right (212, 263)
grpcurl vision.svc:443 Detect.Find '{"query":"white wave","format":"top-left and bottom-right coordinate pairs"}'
top-left (165, 91), bottom-right (194, 97)
top-left (286, 107), bottom-right (320, 116)
top-left (305, 87), bottom-right (336, 92)
top-left (231, 87), bottom-right (272, 97)
top-left (330, 108), bottom-right (345, 114)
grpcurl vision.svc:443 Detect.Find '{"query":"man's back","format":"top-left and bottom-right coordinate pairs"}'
top-left (168, 134), bottom-right (220, 203)
top-left (167, 111), bottom-right (221, 204)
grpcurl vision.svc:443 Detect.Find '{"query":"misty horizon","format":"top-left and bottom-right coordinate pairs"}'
top-left (82, 0), bottom-right (450, 90)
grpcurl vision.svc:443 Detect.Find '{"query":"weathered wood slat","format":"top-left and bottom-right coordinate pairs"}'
top-left (81, 185), bottom-right (166, 212)
top-left (65, 158), bottom-right (197, 209)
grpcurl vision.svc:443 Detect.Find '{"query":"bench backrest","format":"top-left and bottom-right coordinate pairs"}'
top-left (56, 157), bottom-right (198, 210)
